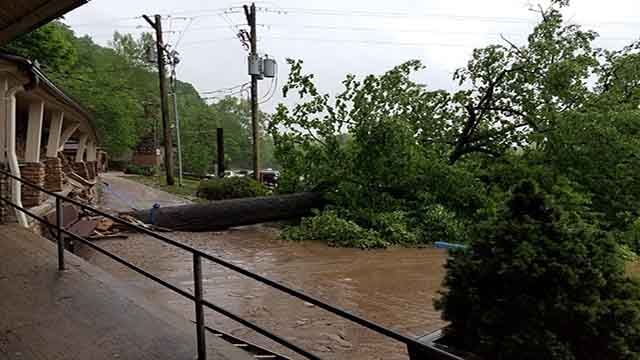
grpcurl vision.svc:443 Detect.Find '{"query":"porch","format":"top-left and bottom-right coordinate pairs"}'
top-left (0, 52), bottom-right (99, 226)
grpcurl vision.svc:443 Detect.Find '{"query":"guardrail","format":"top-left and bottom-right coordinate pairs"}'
top-left (0, 169), bottom-right (452, 360)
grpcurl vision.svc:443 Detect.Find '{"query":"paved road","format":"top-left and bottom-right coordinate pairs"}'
top-left (98, 172), bottom-right (190, 212)
top-left (0, 224), bottom-right (252, 360)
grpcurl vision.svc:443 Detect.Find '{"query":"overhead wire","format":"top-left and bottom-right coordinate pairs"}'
top-left (200, 82), bottom-right (250, 95)
top-left (174, 17), bottom-right (196, 50)
top-left (259, 62), bottom-right (278, 105)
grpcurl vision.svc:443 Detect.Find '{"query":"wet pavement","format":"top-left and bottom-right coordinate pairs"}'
top-left (80, 173), bottom-right (448, 359)
top-left (0, 224), bottom-right (252, 360)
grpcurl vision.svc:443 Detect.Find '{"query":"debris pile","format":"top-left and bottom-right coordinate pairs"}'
top-left (45, 204), bottom-right (175, 250)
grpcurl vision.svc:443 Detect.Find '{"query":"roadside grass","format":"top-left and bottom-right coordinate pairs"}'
top-left (126, 175), bottom-right (202, 200)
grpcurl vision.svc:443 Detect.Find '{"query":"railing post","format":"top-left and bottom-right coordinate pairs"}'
top-left (56, 197), bottom-right (65, 271)
top-left (193, 253), bottom-right (207, 360)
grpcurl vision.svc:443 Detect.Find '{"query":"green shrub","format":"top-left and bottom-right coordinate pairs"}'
top-left (436, 181), bottom-right (640, 360)
top-left (124, 164), bottom-right (155, 176)
top-left (413, 204), bottom-right (467, 244)
top-left (197, 177), bottom-right (268, 201)
top-left (282, 210), bottom-right (388, 249)
top-left (367, 211), bottom-right (418, 245)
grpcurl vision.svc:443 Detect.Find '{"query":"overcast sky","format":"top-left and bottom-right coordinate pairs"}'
top-left (63, 0), bottom-right (640, 111)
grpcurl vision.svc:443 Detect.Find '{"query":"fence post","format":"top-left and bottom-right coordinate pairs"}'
top-left (193, 253), bottom-right (207, 360)
top-left (56, 197), bottom-right (65, 271)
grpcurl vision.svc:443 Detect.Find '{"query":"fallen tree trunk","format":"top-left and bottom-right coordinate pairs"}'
top-left (131, 192), bottom-right (325, 231)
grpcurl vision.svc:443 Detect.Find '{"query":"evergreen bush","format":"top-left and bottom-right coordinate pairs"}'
top-left (436, 181), bottom-right (640, 360)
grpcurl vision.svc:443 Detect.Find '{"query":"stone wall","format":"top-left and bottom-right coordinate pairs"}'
top-left (132, 152), bottom-right (161, 167)
top-left (45, 157), bottom-right (63, 192)
top-left (21, 162), bottom-right (45, 207)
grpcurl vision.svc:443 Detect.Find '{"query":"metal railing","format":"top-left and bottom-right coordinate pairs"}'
top-left (0, 169), bottom-right (451, 360)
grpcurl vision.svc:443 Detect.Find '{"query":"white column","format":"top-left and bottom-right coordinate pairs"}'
top-left (25, 100), bottom-right (44, 163)
top-left (86, 140), bottom-right (97, 162)
top-left (58, 123), bottom-right (79, 152)
top-left (0, 78), bottom-right (7, 163)
top-left (75, 133), bottom-right (88, 162)
top-left (45, 111), bottom-right (63, 158)
top-left (6, 83), bottom-right (28, 227)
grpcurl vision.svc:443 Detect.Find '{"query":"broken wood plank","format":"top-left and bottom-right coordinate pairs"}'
top-left (95, 218), bottom-right (114, 232)
top-left (66, 219), bottom-right (99, 238)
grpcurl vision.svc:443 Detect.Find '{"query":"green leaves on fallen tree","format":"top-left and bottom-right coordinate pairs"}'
top-left (271, 2), bottom-right (640, 248)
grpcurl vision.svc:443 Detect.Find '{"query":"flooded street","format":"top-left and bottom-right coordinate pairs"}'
top-left (79, 174), bottom-right (448, 359)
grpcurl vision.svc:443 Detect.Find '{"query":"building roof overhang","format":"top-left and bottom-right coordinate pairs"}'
top-left (0, 1), bottom-right (89, 45)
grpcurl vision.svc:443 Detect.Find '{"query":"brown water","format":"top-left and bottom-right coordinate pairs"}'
top-left (77, 225), bottom-right (448, 360)
top-left (81, 174), bottom-right (449, 359)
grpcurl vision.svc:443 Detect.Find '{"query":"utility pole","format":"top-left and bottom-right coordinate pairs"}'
top-left (143, 14), bottom-right (175, 186)
top-left (172, 91), bottom-right (183, 186)
top-left (170, 55), bottom-right (184, 186)
top-left (244, 3), bottom-right (260, 181)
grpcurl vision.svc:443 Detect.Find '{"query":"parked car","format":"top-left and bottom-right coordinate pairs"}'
top-left (259, 169), bottom-right (279, 188)
top-left (234, 169), bottom-right (250, 177)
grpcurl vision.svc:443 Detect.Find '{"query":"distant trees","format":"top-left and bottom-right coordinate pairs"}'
top-left (2, 23), bottom-right (276, 172)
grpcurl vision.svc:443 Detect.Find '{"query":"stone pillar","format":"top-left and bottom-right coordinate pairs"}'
top-left (73, 161), bottom-right (89, 179)
top-left (21, 162), bottom-right (45, 207)
top-left (45, 157), bottom-right (63, 192)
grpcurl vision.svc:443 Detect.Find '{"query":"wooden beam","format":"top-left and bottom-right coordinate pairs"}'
top-left (45, 111), bottom-right (63, 158)
top-left (58, 122), bottom-right (79, 151)
top-left (75, 133), bottom-right (88, 162)
top-left (25, 100), bottom-right (44, 163)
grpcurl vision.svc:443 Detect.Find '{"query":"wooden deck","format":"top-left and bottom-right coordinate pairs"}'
top-left (0, 224), bottom-right (252, 360)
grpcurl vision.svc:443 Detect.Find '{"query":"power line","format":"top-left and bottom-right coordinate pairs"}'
top-left (261, 35), bottom-right (481, 48)
top-left (200, 82), bottom-right (249, 95)
top-left (258, 23), bottom-right (525, 37)
top-left (178, 37), bottom-right (237, 47)
top-left (231, 6), bottom-right (537, 24)
top-left (174, 17), bottom-right (196, 50)
top-left (225, 6), bottom-right (640, 26)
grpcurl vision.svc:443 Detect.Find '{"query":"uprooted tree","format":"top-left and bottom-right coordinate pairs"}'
top-left (269, 2), bottom-right (640, 249)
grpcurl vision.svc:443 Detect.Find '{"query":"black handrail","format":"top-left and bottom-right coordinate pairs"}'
top-left (0, 169), bottom-right (445, 360)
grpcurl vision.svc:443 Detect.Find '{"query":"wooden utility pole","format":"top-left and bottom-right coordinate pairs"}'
top-left (143, 14), bottom-right (175, 186)
top-left (244, 3), bottom-right (260, 181)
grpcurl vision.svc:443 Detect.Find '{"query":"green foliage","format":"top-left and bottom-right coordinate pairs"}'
top-left (413, 204), bottom-right (467, 245)
top-left (282, 210), bottom-right (388, 249)
top-left (124, 164), bottom-right (155, 176)
top-left (436, 181), bottom-right (640, 360)
top-left (270, 2), bottom-right (640, 253)
top-left (3, 23), bottom-right (276, 169)
top-left (183, 96), bottom-right (278, 175)
top-left (2, 22), bottom-right (77, 74)
top-left (196, 177), bottom-right (267, 201)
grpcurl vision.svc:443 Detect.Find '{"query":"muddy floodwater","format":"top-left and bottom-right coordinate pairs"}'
top-left (80, 174), bottom-right (449, 359)
top-left (78, 226), bottom-right (448, 359)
